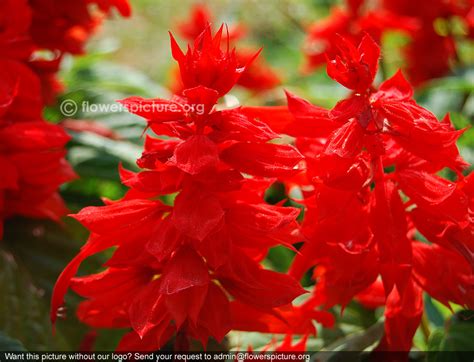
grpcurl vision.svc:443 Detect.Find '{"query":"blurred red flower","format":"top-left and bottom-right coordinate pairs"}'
top-left (0, 0), bottom-right (130, 235)
top-left (0, 59), bottom-right (75, 238)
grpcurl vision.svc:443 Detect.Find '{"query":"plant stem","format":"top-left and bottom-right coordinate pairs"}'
top-left (420, 312), bottom-right (431, 343)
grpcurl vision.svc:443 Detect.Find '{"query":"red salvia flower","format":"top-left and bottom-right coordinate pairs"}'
top-left (303, 0), bottom-right (416, 72)
top-left (0, 59), bottom-right (75, 238)
top-left (51, 27), bottom-right (325, 350)
top-left (170, 25), bottom-right (249, 97)
top-left (280, 34), bottom-right (472, 352)
top-left (173, 4), bottom-right (281, 93)
top-left (0, 0), bottom-right (129, 236)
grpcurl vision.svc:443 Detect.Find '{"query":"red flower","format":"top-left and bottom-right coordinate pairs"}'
top-left (304, 0), bottom-right (474, 85)
top-left (0, 59), bottom-right (75, 238)
top-left (29, 56), bottom-right (64, 105)
top-left (170, 26), bottom-right (250, 97)
top-left (412, 243), bottom-right (474, 309)
top-left (376, 277), bottom-right (423, 353)
top-left (382, 0), bottom-right (473, 85)
top-left (285, 35), bottom-right (472, 352)
top-left (52, 27), bottom-right (308, 350)
top-left (0, 0), bottom-right (125, 236)
top-left (174, 4), bottom-right (280, 93)
top-left (400, 170), bottom-right (474, 269)
top-left (235, 49), bottom-right (281, 93)
top-left (0, 0), bottom-right (35, 60)
top-left (303, 0), bottom-right (416, 72)
top-left (29, 0), bottom-right (131, 55)
top-left (1, 0), bottom-right (131, 104)
top-left (326, 34), bottom-right (380, 92)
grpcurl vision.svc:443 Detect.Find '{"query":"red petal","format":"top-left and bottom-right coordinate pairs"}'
top-left (210, 108), bottom-right (279, 142)
top-left (159, 247), bottom-right (210, 295)
top-left (129, 281), bottom-right (168, 338)
top-left (221, 142), bottom-right (302, 177)
top-left (71, 199), bottom-right (163, 234)
top-left (172, 186), bottom-right (224, 241)
top-left (197, 283), bottom-right (231, 342)
top-left (377, 277), bottom-right (423, 351)
top-left (118, 96), bottom-right (184, 122)
top-left (324, 118), bottom-right (364, 158)
top-left (378, 70), bottom-right (413, 100)
top-left (170, 135), bottom-right (219, 175)
top-left (0, 122), bottom-right (70, 150)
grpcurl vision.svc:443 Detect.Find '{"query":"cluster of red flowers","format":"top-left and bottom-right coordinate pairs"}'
top-left (51, 26), bottom-right (335, 350)
top-left (0, 0), bottom-right (130, 238)
top-left (280, 35), bottom-right (473, 353)
top-left (304, 0), bottom-right (474, 85)
top-left (172, 4), bottom-right (281, 94)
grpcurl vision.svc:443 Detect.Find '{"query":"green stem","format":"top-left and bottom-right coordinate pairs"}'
top-left (420, 312), bottom-right (431, 343)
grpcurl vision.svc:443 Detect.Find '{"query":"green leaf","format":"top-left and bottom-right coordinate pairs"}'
top-left (2, 218), bottom-right (110, 350)
top-left (0, 250), bottom-right (68, 350)
top-left (314, 321), bottom-right (384, 358)
top-left (2, 218), bottom-right (88, 297)
top-left (266, 246), bottom-right (295, 272)
top-left (425, 296), bottom-right (445, 327)
top-left (427, 312), bottom-right (474, 362)
top-left (70, 131), bottom-right (142, 165)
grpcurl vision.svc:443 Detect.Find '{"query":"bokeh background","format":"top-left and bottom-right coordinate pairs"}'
top-left (1, 0), bottom-right (473, 354)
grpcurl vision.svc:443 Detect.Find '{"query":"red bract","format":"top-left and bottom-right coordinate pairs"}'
top-left (326, 34), bottom-right (379, 92)
top-left (174, 4), bottom-right (281, 93)
top-left (285, 35), bottom-right (472, 352)
top-left (170, 26), bottom-right (248, 97)
top-left (51, 27), bottom-right (317, 350)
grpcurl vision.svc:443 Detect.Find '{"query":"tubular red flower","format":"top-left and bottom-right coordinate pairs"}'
top-left (286, 34), bottom-right (472, 352)
top-left (52, 27), bottom-right (307, 350)
top-left (303, 0), bottom-right (417, 72)
top-left (173, 4), bottom-right (281, 93)
top-left (0, 0), bottom-right (128, 252)
top-left (170, 26), bottom-right (249, 97)
top-left (0, 59), bottom-right (75, 239)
